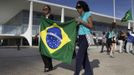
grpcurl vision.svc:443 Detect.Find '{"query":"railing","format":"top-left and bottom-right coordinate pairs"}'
top-left (0, 24), bottom-right (39, 35)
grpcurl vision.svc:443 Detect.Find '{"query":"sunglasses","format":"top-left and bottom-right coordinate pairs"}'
top-left (42, 8), bottom-right (49, 11)
top-left (76, 6), bottom-right (82, 9)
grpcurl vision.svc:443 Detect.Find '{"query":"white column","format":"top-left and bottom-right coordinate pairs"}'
top-left (128, 21), bottom-right (131, 29)
top-left (113, 0), bottom-right (116, 22)
top-left (131, 0), bottom-right (134, 32)
top-left (133, 22), bottom-right (134, 32)
top-left (0, 25), bottom-right (2, 34)
top-left (61, 8), bottom-right (65, 23)
top-left (21, 1), bottom-right (33, 46)
top-left (131, 0), bottom-right (134, 20)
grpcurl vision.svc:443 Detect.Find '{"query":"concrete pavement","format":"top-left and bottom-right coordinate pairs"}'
top-left (0, 46), bottom-right (134, 75)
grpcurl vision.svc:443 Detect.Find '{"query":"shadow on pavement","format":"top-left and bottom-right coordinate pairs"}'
top-left (90, 59), bottom-right (100, 69)
top-left (82, 59), bottom-right (100, 75)
top-left (54, 59), bottom-right (75, 71)
top-left (54, 59), bottom-right (100, 73)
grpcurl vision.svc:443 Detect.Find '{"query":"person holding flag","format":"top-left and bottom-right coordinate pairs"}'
top-left (39, 4), bottom-right (78, 73)
top-left (74, 1), bottom-right (93, 75)
top-left (40, 5), bottom-right (54, 72)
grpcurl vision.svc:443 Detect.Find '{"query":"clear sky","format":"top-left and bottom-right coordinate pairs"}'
top-left (43, 0), bottom-right (132, 18)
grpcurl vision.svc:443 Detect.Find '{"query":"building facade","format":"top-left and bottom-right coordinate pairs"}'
top-left (0, 0), bottom-right (128, 46)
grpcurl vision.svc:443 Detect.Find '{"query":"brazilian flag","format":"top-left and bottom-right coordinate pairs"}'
top-left (39, 16), bottom-right (77, 64)
top-left (121, 10), bottom-right (132, 22)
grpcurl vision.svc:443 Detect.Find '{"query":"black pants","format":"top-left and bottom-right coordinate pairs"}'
top-left (106, 38), bottom-right (112, 53)
top-left (101, 42), bottom-right (107, 52)
top-left (74, 35), bottom-right (93, 75)
top-left (40, 55), bottom-right (53, 69)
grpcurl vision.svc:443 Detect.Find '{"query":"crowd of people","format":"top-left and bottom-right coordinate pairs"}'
top-left (99, 27), bottom-right (134, 58)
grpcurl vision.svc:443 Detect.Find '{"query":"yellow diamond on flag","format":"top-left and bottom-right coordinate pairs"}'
top-left (40, 23), bottom-right (71, 54)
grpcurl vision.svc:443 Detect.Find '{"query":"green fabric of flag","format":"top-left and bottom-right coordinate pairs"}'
top-left (39, 16), bottom-right (77, 64)
top-left (121, 10), bottom-right (132, 22)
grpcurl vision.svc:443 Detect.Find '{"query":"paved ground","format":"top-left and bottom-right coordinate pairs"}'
top-left (0, 46), bottom-right (134, 75)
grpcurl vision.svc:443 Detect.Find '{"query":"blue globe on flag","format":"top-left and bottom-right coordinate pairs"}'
top-left (46, 27), bottom-right (62, 49)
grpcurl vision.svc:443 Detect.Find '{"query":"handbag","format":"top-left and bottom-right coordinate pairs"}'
top-left (86, 33), bottom-right (94, 46)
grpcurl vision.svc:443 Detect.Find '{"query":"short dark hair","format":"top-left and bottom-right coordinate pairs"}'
top-left (76, 1), bottom-right (90, 12)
